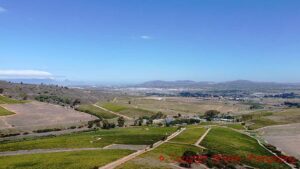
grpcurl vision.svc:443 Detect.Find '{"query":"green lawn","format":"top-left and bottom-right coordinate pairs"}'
top-left (171, 127), bottom-right (207, 144)
top-left (0, 127), bottom-right (176, 152)
top-left (76, 104), bottom-right (117, 119)
top-left (201, 127), bottom-right (289, 169)
top-left (0, 95), bottom-right (27, 104)
top-left (101, 103), bottom-right (128, 112)
top-left (100, 103), bottom-right (154, 118)
top-left (222, 123), bottom-right (245, 130)
top-left (0, 149), bottom-right (133, 169)
top-left (118, 143), bottom-right (203, 169)
top-left (241, 110), bottom-right (298, 130)
top-left (0, 106), bottom-right (15, 116)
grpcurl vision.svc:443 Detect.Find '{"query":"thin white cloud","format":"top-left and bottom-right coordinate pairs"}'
top-left (0, 70), bottom-right (54, 79)
top-left (0, 6), bottom-right (7, 13)
top-left (140, 35), bottom-right (152, 40)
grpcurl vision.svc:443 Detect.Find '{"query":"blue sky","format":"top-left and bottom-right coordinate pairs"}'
top-left (0, 0), bottom-right (299, 83)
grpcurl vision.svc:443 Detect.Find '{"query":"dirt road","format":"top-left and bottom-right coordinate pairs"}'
top-left (99, 128), bottom-right (186, 169)
top-left (93, 104), bottom-right (133, 120)
top-left (194, 127), bottom-right (211, 147)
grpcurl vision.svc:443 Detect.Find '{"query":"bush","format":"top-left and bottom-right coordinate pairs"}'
top-left (88, 121), bottom-right (95, 128)
top-left (295, 161), bottom-right (300, 169)
top-left (0, 133), bottom-right (21, 137)
top-left (33, 128), bottom-right (62, 133)
top-left (181, 150), bottom-right (197, 166)
top-left (117, 117), bottom-right (125, 127)
top-left (68, 126), bottom-right (77, 129)
top-left (204, 110), bottom-right (220, 121)
top-left (169, 119), bottom-right (200, 126)
top-left (102, 120), bottom-right (116, 129)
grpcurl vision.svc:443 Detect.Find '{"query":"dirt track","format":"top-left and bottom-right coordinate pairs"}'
top-left (93, 104), bottom-right (132, 120)
top-left (99, 128), bottom-right (186, 169)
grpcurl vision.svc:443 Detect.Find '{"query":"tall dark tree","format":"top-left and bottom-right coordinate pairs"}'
top-left (204, 110), bottom-right (220, 121)
top-left (102, 120), bottom-right (109, 129)
top-left (151, 111), bottom-right (165, 119)
top-left (71, 99), bottom-right (81, 107)
top-left (117, 117), bottom-right (125, 127)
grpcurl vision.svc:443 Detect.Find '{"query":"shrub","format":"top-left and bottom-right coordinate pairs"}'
top-left (181, 150), bottom-right (197, 167)
top-left (33, 128), bottom-right (62, 133)
top-left (0, 133), bottom-right (21, 137)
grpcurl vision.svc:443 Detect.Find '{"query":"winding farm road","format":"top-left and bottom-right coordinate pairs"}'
top-left (93, 104), bottom-right (133, 120)
top-left (194, 127), bottom-right (211, 147)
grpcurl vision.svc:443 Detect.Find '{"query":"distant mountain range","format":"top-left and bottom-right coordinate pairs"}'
top-left (136, 80), bottom-right (300, 90)
top-left (1, 79), bottom-right (300, 90)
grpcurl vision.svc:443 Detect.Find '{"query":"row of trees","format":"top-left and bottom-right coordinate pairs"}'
top-left (134, 112), bottom-right (166, 126)
top-left (87, 117), bottom-right (125, 129)
top-left (35, 95), bottom-right (81, 107)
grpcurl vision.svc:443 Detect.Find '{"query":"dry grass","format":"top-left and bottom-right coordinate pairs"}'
top-left (110, 96), bottom-right (249, 116)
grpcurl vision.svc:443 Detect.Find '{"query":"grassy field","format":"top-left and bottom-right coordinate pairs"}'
top-left (221, 123), bottom-right (245, 130)
top-left (101, 103), bottom-right (128, 112)
top-left (0, 149), bottom-right (133, 169)
top-left (0, 106), bottom-right (15, 116)
top-left (118, 125), bottom-right (205, 169)
top-left (0, 95), bottom-right (27, 104)
top-left (76, 104), bottom-right (117, 119)
top-left (170, 127), bottom-right (207, 144)
top-left (267, 108), bottom-right (300, 124)
top-left (111, 96), bottom-right (250, 116)
top-left (242, 109), bottom-right (300, 130)
top-left (248, 118), bottom-right (281, 130)
top-left (201, 127), bottom-right (289, 169)
top-left (0, 127), bottom-right (176, 152)
top-left (118, 143), bottom-right (203, 169)
top-left (100, 103), bottom-right (155, 118)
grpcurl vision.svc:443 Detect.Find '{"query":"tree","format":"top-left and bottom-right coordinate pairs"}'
top-left (0, 88), bottom-right (3, 94)
top-left (102, 120), bottom-right (115, 129)
top-left (151, 112), bottom-right (165, 119)
top-left (102, 120), bottom-right (109, 129)
top-left (71, 99), bottom-right (81, 107)
top-left (87, 121), bottom-right (94, 128)
top-left (94, 119), bottom-right (102, 128)
top-left (20, 93), bottom-right (28, 100)
top-left (204, 110), bottom-right (220, 121)
top-left (117, 117), bottom-right (125, 127)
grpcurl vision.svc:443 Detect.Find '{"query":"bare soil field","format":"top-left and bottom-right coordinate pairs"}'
top-left (259, 123), bottom-right (300, 159)
top-left (0, 101), bottom-right (97, 132)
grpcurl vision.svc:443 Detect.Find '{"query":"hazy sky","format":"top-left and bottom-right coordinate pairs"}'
top-left (0, 0), bottom-right (300, 83)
